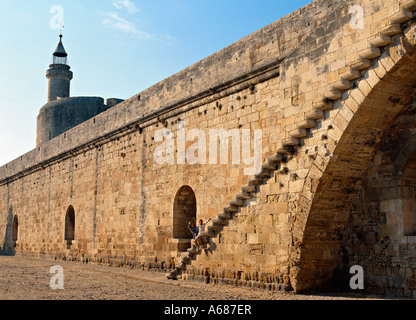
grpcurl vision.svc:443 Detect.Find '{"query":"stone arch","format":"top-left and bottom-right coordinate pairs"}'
top-left (65, 205), bottom-right (75, 244)
top-left (173, 186), bottom-right (197, 251)
top-left (290, 25), bottom-right (416, 292)
top-left (12, 215), bottom-right (18, 246)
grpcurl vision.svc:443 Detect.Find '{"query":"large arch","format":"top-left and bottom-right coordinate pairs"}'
top-left (172, 186), bottom-right (197, 252)
top-left (290, 24), bottom-right (416, 292)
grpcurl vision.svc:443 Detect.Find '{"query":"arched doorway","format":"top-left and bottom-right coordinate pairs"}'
top-left (173, 186), bottom-right (197, 251)
top-left (12, 215), bottom-right (18, 247)
top-left (65, 206), bottom-right (75, 246)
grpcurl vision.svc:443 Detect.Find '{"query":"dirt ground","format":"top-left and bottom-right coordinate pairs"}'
top-left (0, 256), bottom-right (382, 301)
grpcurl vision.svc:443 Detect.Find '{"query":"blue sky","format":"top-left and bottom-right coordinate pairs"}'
top-left (0, 0), bottom-right (311, 167)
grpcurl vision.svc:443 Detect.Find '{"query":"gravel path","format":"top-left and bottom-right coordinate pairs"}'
top-left (0, 256), bottom-right (378, 300)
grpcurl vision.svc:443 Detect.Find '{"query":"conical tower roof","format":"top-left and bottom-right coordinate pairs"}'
top-left (53, 34), bottom-right (67, 58)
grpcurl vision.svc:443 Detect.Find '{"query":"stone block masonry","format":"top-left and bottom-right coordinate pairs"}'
top-left (2, 0), bottom-right (416, 297)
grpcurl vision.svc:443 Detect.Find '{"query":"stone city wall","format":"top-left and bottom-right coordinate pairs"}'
top-left (3, 0), bottom-right (416, 297)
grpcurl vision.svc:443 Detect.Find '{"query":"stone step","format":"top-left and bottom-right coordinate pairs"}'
top-left (224, 205), bottom-right (238, 213)
top-left (277, 146), bottom-right (291, 156)
top-left (248, 177), bottom-right (263, 186)
top-left (306, 108), bottom-right (324, 120)
top-left (359, 47), bottom-right (381, 60)
top-left (276, 147), bottom-right (291, 155)
top-left (282, 136), bottom-right (299, 147)
top-left (332, 78), bottom-right (351, 91)
top-left (236, 191), bottom-right (251, 200)
top-left (200, 230), bottom-right (214, 239)
top-left (254, 173), bottom-right (267, 182)
top-left (212, 222), bottom-right (224, 231)
top-left (176, 263), bottom-right (186, 271)
top-left (208, 223), bottom-right (220, 233)
top-left (213, 217), bottom-right (226, 226)
top-left (299, 119), bottom-right (317, 129)
top-left (218, 211), bottom-right (232, 220)
top-left (211, 223), bottom-right (223, 232)
top-left (370, 34), bottom-right (392, 48)
top-left (262, 159), bottom-right (278, 171)
top-left (179, 251), bottom-right (189, 258)
top-left (230, 198), bottom-right (244, 207)
top-left (318, 99), bottom-right (334, 111)
top-left (325, 88), bottom-right (343, 101)
top-left (181, 256), bottom-right (191, 265)
top-left (351, 57), bottom-right (371, 71)
top-left (257, 169), bottom-right (273, 178)
top-left (379, 23), bottom-right (402, 37)
top-left (402, 0), bottom-right (416, 11)
top-left (340, 66), bottom-right (360, 81)
top-left (390, 7), bottom-right (413, 24)
top-left (268, 153), bottom-right (283, 163)
top-left (242, 184), bottom-right (256, 193)
top-left (290, 128), bottom-right (308, 139)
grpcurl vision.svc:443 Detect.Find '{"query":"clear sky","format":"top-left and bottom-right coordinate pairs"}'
top-left (0, 0), bottom-right (311, 167)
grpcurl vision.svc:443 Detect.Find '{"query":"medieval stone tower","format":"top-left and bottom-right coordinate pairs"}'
top-left (36, 35), bottom-right (124, 147)
top-left (46, 34), bottom-right (73, 103)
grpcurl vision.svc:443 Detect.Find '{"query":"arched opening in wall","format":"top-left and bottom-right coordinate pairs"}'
top-left (401, 152), bottom-right (416, 236)
top-left (173, 186), bottom-right (197, 252)
top-left (12, 215), bottom-right (18, 248)
top-left (65, 206), bottom-right (75, 246)
top-left (293, 29), bottom-right (416, 293)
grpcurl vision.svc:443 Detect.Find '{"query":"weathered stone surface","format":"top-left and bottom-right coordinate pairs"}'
top-left (2, 0), bottom-right (416, 298)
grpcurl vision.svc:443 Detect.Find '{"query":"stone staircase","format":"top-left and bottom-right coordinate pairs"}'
top-left (166, 0), bottom-right (416, 281)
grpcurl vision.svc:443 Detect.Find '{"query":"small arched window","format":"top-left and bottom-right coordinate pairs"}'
top-left (12, 215), bottom-right (18, 246)
top-left (65, 206), bottom-right (75, 243)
